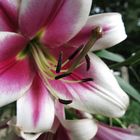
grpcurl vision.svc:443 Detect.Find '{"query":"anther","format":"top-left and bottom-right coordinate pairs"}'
top-left (55, 73), bottom-right (71, 80)
top-left (59, 99), bottom-right (72, 105)
top-left (81, 78), bottom-right (94, 82)
top-left (56, 51), bottom-right (63, 73)
top-left (85, 54), bottom-right (90, 71)
top-left (68, 45), bottom-right (84, 60)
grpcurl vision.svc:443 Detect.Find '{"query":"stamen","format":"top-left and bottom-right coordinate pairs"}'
top-left (55, 73), bottom-right (71, 80)
top-left (59, 99), bottom-right (72, 105)
top-left (56, 51), bottom-right (63, 73)
top-left (81, 78), bottom-right (94, 82)
top-left (68, 45), bottom-right (84, 60)
top-left (85, 54), bottom-right (90, 71)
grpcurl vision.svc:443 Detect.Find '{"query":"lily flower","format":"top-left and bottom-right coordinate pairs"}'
top-left (0, 0), bottom-right (129, 139)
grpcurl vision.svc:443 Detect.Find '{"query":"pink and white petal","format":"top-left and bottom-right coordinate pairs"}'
top-left (41, 0), bottom-right (92, 47)
top-left (0, 32), bottom-right (27, 62)
top-left (49, 79), bottom-right (73, 101)
top-left (68, 13), bottom-right (127, 51)
top-left (16, 74), bottom-right (55, 133)
top-left (63, 53), bottom-right (129, 117)
top-left (0, 57), bottom-right (34, 107)
top-left (94, 124), bottom-right (140, 140)
top-left (0, 0), bottom-right (20, 27)
top-left (19, 0), bottom-right (59, 38)
top-left (0, 9), bottom-right (14, 31)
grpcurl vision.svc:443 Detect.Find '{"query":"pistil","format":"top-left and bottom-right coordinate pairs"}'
top-left (67, 26), bottom-right (102, 73)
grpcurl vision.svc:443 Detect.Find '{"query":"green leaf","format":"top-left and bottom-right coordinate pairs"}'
top-left (95, 50), bottom-right (125, 62)
top-left (110, 50), bottom-right (140, 68)
top-left (115, 76), bottom-right (140, 103)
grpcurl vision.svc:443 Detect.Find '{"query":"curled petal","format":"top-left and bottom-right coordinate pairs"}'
top-left (19, 0), bottom-right (58, 38)
top-left (41, 0), bottom-right (92, 47)
top-left (0, 57), bottom-right (34, 107)
top-left (68, 13), bottom-right (127, 51)
top-left (16, 74), bottom-right (55, 133)
top-left (0, 32), bottom-right (27, 62)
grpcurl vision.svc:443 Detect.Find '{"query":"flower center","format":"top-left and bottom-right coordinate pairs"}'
top-left (18, 27), bottom-right (102, 104)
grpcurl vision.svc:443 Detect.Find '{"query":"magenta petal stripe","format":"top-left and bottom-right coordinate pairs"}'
top-left (41, 0), bottom-right (92, 47)
top-left (19, 0), bottom-right (59, 38)
top-left (17, 74), bottom-right (55, 133)
top-left (0, 57), bottom-right (34, 107)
